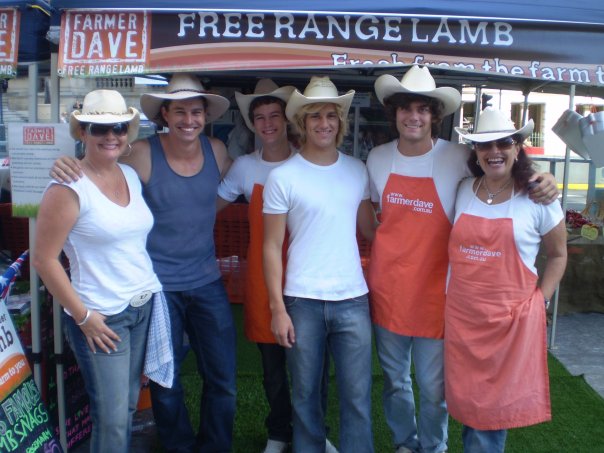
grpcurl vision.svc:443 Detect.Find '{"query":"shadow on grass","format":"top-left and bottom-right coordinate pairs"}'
top-left (174, 305), bottom-right (604, 452)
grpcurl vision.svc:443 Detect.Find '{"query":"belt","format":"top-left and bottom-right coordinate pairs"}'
top-left (129, 290), bottom-right (153, 308)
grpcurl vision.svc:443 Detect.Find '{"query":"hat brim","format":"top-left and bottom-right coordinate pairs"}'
top-left (285, 90), bottom-right (355, 122)
top-left (374, 74), bottom-right (461, 117)
top-left (235, 86), bottom-right (295, 132)
top-left (455, 120), bottom-right (534, 143)
top-left (140, 91), bottom-right (230, 127)
top-left (70, 107), bottom-right (140, 143)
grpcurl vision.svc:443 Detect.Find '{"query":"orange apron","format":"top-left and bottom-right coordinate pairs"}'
top-left (444, 192), bottom-right (550, 430)
top-left (244, 184), bottom-right (287, 343)
top-left (369, 155), bottom-right (451, 339)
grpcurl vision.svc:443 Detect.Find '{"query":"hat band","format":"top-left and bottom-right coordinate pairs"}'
top-left (475, 128), bottom-right (517, 134)
top-left (168, 88), bottom-right (206, 95)
top-left (81, 110), bottom-right (131, 116)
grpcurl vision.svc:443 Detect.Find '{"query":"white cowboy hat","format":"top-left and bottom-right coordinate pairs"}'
top-left (285, 76), bottom-right (355, 121)
top-left (552, 109), bottom-right (590, 160)
top-left (455, 108), bottom-right (534, 143)
top-left (580, 111), bottom-right (604, 167)
top-left (70, 89), bottom-right (140, 143)
top-left (140, 73), bottom-right (230, 127)
top-left (374, 65), bottom-right (461, 116)
top-left (235, 79), bottom-right (295, 132)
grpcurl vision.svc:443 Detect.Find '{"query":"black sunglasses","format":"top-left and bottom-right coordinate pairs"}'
top-left (86, 122), bottom-right (129, 137)
top-left (474, 136), bottom-right (516, 151)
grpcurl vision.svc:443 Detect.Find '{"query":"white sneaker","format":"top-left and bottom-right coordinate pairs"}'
top-left (325, 438), bottom-right (339, 453)
top-left (262, 439), bottom-right (288, 453)
top-left (395, 447), bottom-right (413, 453)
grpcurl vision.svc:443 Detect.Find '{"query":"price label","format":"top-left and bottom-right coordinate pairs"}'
top-left (580, 224), bottom-right (599, 241)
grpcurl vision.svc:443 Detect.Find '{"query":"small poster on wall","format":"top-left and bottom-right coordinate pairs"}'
top-left (7, 123), bottom-right (75, 218)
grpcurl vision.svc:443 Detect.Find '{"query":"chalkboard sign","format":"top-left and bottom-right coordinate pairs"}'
top-left (0, 301), bottom-right (62, 452)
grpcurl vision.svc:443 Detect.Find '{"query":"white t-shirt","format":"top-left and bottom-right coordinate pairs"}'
top-left (366, 139), bottom-right (471, 222)
top-left (263, 152), bottom-right (370, 300)
top-left (218, 148), bottom-right (296, 202)
top-left (53, 164), bottom-right (162, 315)
top-left (454, 177), bottom-right (564, 274)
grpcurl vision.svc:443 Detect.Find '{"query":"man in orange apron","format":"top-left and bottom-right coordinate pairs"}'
top-left (446, 109), bottom-right (567, 452)
top-left (367, 65), bottom-right (465, 453)
top-left (218, 79), bottom-right (337, 453)
top-left (366, 66), bottom-right (559, 453)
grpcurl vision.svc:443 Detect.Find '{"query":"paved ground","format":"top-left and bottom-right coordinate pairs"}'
top-left (549, 311), bottom-right (604, 399)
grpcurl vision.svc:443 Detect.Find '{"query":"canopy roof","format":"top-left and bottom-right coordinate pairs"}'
top-left (50, 0), bottom-right (604, 25)
top-left (51, 2), bottom-right (604, 98)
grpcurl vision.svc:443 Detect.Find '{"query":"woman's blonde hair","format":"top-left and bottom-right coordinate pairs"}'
top-left (290, 102), bottom-right (348, 148)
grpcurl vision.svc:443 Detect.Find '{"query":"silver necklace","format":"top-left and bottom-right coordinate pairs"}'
top-left (482, 176), bottom-right (512, 205)
top-left (84, 160), bottom-right (122, 199)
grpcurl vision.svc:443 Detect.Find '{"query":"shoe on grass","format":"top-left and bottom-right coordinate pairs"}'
top-left (263, 439), bottom-right (288, 453)
top-left (325, 438), bottom-right (339, 453)
top-left (395, 447), bottom-right (414, 453)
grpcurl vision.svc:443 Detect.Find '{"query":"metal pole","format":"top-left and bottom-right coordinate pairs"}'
top-left (27, 63), bottom-right (43, 391)
top-left (549, 84), bottom-right (575, 349)
top-left (48, 51), bottom-right (67, 451)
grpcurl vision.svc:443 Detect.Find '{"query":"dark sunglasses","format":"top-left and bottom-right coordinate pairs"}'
top-left (474, 136), bottom-right (516, 151)
top-left (86, 122), bottom-right (129, 137)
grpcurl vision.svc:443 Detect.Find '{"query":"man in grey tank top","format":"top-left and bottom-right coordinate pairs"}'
top-left (51, 74), bottom-right (237, 453)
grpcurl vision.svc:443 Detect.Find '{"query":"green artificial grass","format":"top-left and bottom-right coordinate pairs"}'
top-left (174, 305), bottom-right (604, 452)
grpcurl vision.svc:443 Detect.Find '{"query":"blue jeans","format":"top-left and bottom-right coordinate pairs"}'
top-left (462, 426), bottom-right (507, 453)
top-left (63, 301), bottom-right (152, 453)
top-left (257, 342), bottom-right (331, 443)
top-left (374, 325), bottom-right (447, 453)
top-left (285, 294), bottom-right (374, 453)
top-left (150, 278), bottom-right (237, 453)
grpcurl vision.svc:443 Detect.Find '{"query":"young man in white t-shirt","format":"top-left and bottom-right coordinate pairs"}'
top-left (217, 79), bottom-right (337, 453)
top-left (366, 65), bottom-right (559, 453)
top-left (263, 76), bottom-right (376, 453)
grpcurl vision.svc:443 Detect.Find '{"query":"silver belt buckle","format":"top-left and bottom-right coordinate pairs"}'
top-left (129, 290), bottom-right (152, 308)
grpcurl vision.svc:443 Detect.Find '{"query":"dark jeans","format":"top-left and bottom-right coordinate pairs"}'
top-left (150, 278), bottom-right (237, 453)
top-left (258, 343), bottom-right (292, 442)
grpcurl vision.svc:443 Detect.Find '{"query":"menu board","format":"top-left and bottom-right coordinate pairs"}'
top-left (7, 123), bottom-right (74, 218)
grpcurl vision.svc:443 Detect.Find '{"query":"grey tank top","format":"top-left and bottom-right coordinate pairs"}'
top-left (143, 134), bottom-right (221, 291)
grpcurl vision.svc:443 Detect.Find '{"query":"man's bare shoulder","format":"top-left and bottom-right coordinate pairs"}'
top-left (120, 137), bottom-right (152, 183)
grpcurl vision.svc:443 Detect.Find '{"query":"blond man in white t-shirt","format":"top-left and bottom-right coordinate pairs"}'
top-left (263, 76), bottom-right (376, 453)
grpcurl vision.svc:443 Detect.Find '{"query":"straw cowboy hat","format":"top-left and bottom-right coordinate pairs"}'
top-left (285, 76), bottom-right (355, 121)
top-left (140, 73), bottom-right (230, 127)
top-left (580, 111), bottom-right (604, 167)
top-left (552, 109), bottom-right (590, 160)
top-left (455, 107), bottom-right (534, 143)
top-left (235, 79), bottom-right (296, 132)
top-left (70, 89), bottom-right (140, 143)
top-left (374, 65), bottom-right (461, 116)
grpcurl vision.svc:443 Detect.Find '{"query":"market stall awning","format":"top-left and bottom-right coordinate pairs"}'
top-left (0, 1), bottom-right (53, 73)
top-left (50, 0), bottom-right (604, 25)
top-left (53, 2), bottom-right (604, 95)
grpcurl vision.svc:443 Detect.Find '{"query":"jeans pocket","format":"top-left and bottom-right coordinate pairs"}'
top-left (349, 293), bottom-right (369, 304)
top-left (283, 295), bottom-right (299, 309)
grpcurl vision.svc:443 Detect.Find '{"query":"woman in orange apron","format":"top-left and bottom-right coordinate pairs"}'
top-left (446, 109), bottom-right (567, 452)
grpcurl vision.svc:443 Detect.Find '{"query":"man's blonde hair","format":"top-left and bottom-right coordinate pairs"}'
top-left (291, 102), bottom-right (348, 148)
